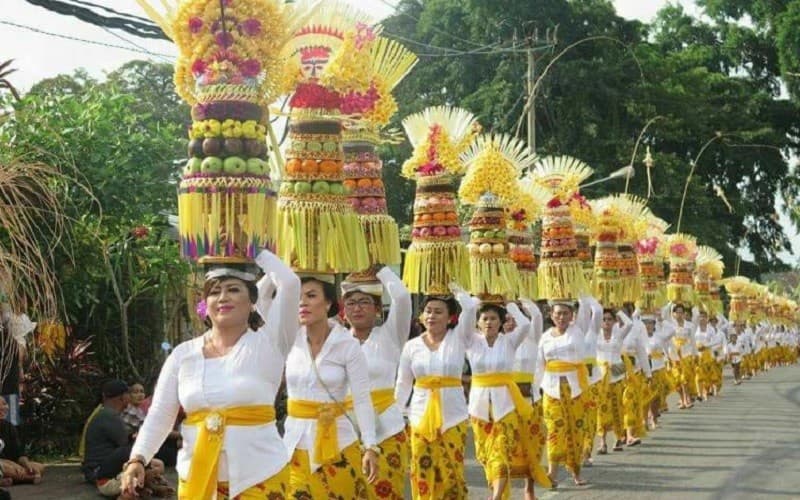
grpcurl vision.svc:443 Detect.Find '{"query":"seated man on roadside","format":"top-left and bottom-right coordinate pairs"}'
top-left (0, 397), bottom-right (45, 485)
top-left (81, 380), bottom-right (171, 498)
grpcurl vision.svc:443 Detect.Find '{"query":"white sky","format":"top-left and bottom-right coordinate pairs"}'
top-left (2, 0), bottom-right (797, 264)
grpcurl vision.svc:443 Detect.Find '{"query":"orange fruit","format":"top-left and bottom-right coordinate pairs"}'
top-left (372, 179), bottom-right (384, 188)
top-left (319, 160), bottom-right (340, 175)
top-left (432, 212), bottom-right (446, 221)
top-left (420, 214), bottom-right (432, 222)
top-left (357, 178), bottom-right (373, 189)
top-left (286, 159), bottom-right (302, 174)
top-left (446, 212), bottom-right (458, 221)
top-left (301, 159), bottom-right (319, 175)
top-left (343, 179), bottom-right (356, 190)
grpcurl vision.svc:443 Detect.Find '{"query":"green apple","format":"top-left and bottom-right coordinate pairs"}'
top-left (329, 182), bottom-right (344, 195)
top-left (246, 158), bottom-right (265, 175)
top-left (483, 230), bottom-right (496, 239)
top-left (312, 180), bottom-right (330, 194)
top-left (223, 156), bottom-right (247, 174)
top-left (495, 230), bottom-right (506, 239)
top-left (294, 181), bottom-right (312, 194)
top-left (471, 230), bottom-right (482, 240)
top-left (279, 182), bottom-right (294, 195)
top-left (201, 156), bottom-right (223, 174)
top-left (185, 157), bottom-right (202, 175)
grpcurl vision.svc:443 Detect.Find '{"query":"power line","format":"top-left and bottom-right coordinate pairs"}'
top-left (23, 0), bottom-right (168, 39)
top-left (0, 19), bottom-right (174, 58)
top-left (375, 0), bottom-right (489, 48)
top-left (100, 25), bottom-right (172, 63)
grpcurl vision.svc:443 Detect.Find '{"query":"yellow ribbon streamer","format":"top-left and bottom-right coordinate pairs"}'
top-left (287, 399), bottom-right (345, 466)
top-left (544, 360), bottom-right (590, 392)
top-left (471, 372), bottom-right (533, 417)
top-left (183, 405), bottom-right (276, 499)
top-left (413, 376), bottom-right (463, 441)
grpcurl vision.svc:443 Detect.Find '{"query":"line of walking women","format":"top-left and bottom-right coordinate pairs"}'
top-left (116, 248), bottom-right (800, 500)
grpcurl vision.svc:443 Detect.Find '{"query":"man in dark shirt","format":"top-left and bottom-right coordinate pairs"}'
top-left (81, 380), bottom-right (135, 496)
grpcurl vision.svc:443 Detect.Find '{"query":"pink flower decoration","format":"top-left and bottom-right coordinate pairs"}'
top-left (215, 31), bottom-right (235, 48)
top-left (188, 17), bottom-right (203, 34)
top-left (196, 299), bottom-right (208, 319)
top-left (354, 23), bottom-right (376, 50)
top-left (239, 58), bottom-right (261, 77)
top-left (191, 59), bottom-right (207, 76)
top-left (240, 19), bottom-right (262, 36)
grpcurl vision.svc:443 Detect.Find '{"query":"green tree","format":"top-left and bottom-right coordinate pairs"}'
top-left (0, 61), bottom-right (189, 382)
top-left (381, 0), bottom-right (800, 275)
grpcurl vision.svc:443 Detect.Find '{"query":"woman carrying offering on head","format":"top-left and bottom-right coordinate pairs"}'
top-left (284, 275), bottom-right (379, 499)
top-left (121, 249), bottom-right (300, 499)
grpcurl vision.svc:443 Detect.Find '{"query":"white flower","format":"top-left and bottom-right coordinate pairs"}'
top-left (205, 412), bottom-right (223, 433)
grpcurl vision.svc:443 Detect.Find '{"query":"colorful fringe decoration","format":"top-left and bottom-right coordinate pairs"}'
top-left (402, 241), bottom-right (470, 296)
top-left (360, 214), bottom-right (401, 265)
top-left (178, 177), bottom-right (276, 260)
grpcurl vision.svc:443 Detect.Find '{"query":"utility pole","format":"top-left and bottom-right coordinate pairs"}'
top-left (525, 26), bottom-right (557, 154)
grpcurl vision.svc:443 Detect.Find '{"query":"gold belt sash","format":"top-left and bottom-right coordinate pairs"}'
top-left (545, 360), bottom-right (589, 392)
top-left (344, 388), bottom-right (396, 414)
top-left (413, 376), bottom-right (462, 441)
top-left (183, 405), bottom-right (276, 499)
top-left (471, 372), bottom-right (533, 417)
top-left (287, 399), bottom-right (345, 465)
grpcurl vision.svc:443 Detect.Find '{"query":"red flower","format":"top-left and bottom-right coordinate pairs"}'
top-left (290, 82), bottom-right (342, 109)
top-left (417, 480), bottom-right (430, 495)
top-left (191, 59), bottom-right (207, 76)
top-left (239, 58), bottom-right (261, 77)
top-left (547, 197), bottom-right (562, 209)
top-left (240, 18), bottom-right (262, 36)
top-left (188, 17), bottom-right (203, 34)
top-left (131, 226), bottom-right (149, 239)
top-left (454, 449), bottom-right (464, 462)
top-left (374, 479), bottom-right (393, 498)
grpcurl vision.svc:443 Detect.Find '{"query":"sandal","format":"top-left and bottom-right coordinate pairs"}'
top-left (573, 477), bottom-right (589, 486)
top-left (627, 438), bottom-right (642, 447)
top-left (598, 444), bottom-right (608, 455)
top-left (547, 474), bottom-right (559, 489)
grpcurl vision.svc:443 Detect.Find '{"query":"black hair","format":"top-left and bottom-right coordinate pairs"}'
top-left (421, 295), bottom-right (459, 329)
top-left (602, 307), bottom-right (616, 317)
top-left (477, 303), bottom-right (507, 324)
top-left (672, 303), bottom-right (686, 313)
top-left (301, 277), bottom-right (340, 318)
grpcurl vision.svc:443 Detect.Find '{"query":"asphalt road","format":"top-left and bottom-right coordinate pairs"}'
top-left (8, 364), bottom-right (799, 499)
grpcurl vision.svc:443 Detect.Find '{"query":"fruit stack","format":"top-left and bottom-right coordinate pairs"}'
top-left (401, 106), bottom-right (479, 294)
top-left (277, 7), bottom-right (372, 273)
top-left (507, 208), bottom-right (538, 299)
top-left (569, 195), bottom-right (596, 282)
top-left (458, 133), bottom-right (536, 300)
top-left (158, 0), bottom-right (307, 262)
top-left (695, 246), bottom-right (724, 314)
top-left (635, 236), bottom-right (663, 314)
top-left (666, 233), bottom-right (697, 305)
top-left (591, 202), bottom-right (623, 307)
top-left (465, 193), bottom-right (518, 301)
top-left (615, 195), bottom-right (650, 304)
top-left (526, 156), bottom-right (593, 301)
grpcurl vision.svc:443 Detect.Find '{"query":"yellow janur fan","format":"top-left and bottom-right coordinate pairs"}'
top-left (523, 156), bottom-right (594, 301)
top-left (459, 133), bottom-right (535, 299)
top-left (402, 106), bottom-right (478, 294)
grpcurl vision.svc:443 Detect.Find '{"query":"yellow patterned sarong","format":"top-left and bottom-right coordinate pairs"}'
top-left (543, 380), bottom-right (586, 476)
top-left (178, 464), bottom-right (289, 500)
top-left (410, 421), bottom-right (468, 500)
top-left (371, 429), bottom-right (409, 500)
top-left (288, 442), bottom-right (370, 499)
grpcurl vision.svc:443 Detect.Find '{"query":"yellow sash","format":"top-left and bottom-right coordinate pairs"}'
top-left (413, 376), bottom-right (463, 441)
top-left (511, 371), bottom-right (534, 384)
top-left (183, 405), bottom-right (276, 499)
top-left (622, 354), bottom-right (636, 376)
top-left (344, 388), bottom-right (396, 415)
top-left (650, 351), bottom-right (665, 360)
top-left (287, 399), bottom-right (346, 466)
top-left (544, 360), bottom-right (589, 392)
top-left (471, 372), bottom-right (533, 417)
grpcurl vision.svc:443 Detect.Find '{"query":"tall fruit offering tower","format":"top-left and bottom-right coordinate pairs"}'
top-left (341, 37), bottom-right (418, 270)
top-left (278, 2), bottom-right (373, 273)
top-left (401, 106), bottom-right (479, 295)
top-left (135, 0), bottom-right (310, 263)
